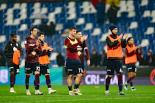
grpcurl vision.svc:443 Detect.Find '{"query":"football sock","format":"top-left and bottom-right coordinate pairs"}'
top-left (105, 76), bottom-right (111, 91)
top-left (117, 74), bottom-right (123, 92)
top-left (74, 84), bottom-right (79, 89)
top-left (45, 75), bottom-right (51, 88)
top-left (10, 72), bottom-right (15, 88)
top-left (25, 74), bottom-right (30, 89)
top-left (34, 74), bottom-right (40, 90)
top-left (68, 86), bottom-right (72, 91)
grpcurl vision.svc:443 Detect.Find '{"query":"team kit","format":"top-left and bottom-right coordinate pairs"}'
top-left (4, 25), bottom-right (138, 96)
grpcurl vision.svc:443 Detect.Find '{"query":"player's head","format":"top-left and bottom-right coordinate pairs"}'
top-left (76, 31), bottom-right (83, 39)
top-left (69, 27), bottom-right (77, 37)
top-left (38, 32), bottom-right (45, 41)
top-left (127, 37), bottom-right (134, 45)
top-left (30, 27), bottom-right (39, 37)
top-left (109, 25), bottom-right (118, 35)
top-left (10, 33), bottom-right (17, 42)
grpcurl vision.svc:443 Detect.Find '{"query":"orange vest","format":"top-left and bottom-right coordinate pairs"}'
top-left (107, 35), bottom-right (123, 59)
top-left (125, 44), bottom-right (137, 64)
top-left (39, 43), bottom-right (50, 65)
top-left (13, 50), bottom-right (21, 65)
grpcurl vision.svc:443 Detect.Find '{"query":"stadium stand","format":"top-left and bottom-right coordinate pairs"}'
top-left (0, 0), bottom-right (155, 66)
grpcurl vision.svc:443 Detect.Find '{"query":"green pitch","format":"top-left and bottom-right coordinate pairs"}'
top-left (0, 85), bottom-right (155, 103)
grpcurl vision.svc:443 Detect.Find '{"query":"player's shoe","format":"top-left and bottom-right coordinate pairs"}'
top-left (35, 90), bottom-right (43, 95)
top-left (105, 90), bottom-right (110, 95)
top-left (26, 89), bottom-right (31, 95)
top-left (69, 91), bottom-right (75, 96)
top-left (73, 89), bottom-right (82, 95)
top-left (48, 88), bottom-right (56, 94)
top-left (10, 87), bottom-right (16, 93)
top-left (124, 82), bottom-right (128, 90)
top-left (131, 87), bottom-right (136, 91)
top-left (119, 91), bottom-right (125, 95)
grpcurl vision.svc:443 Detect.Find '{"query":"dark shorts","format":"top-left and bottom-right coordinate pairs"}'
top-left (25, 62), bottom-right (40, 74)
top-left (106, 59), bottom-right (123, 75)
top-left (9, 64), bottom-right (19, 74)
top-left (126, 64), bottom-right (137, 72)
top-left (65, 58), bottom-right (83, 75)
top-left (40, 64), bottom-right (50, 75)
top-left (81, 62), bottom-right (85, 71)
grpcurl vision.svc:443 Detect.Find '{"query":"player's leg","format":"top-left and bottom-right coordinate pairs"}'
top-left (116, 60), bottom-right (124, 95)
top-left (129, 72), bottom-right (136, 91)
top-left (105, 59), bottom-right (113, 95)
top-left (74, 73), bottom-right (83, 95)
top-left (9, 66), bottom-right (16, 93)
top-left (65, 59), bottom-right (75, 95)
top-left (25, 63), bottom-right (31, 95)
top-left (73, 60), bottom-right (83, 95)
top-left (75, 63), bottom-right (85, 94)
top-left (34, 64), bottom-right (43, 95)
top-left (67, 74), bottom-right (74, 95)
top-left (41, 65), bottom-right (56, 94)
top-left (124, 65), bottom-right (136, 91)
top-left (128, 65), bottom-right (137, 91)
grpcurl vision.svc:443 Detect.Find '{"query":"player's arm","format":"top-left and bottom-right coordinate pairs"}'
top-left (126, 46), bottom-right (137, 56)
top-left (40, 43), bottom-right (52, 56)
top-left (84, 41), bottom-right (90, 66)
top-left (25, 39), bottom-right (35, 53)
top-left (4, 42), bottom-right (13, 58)
top-left (17, 42), bottom-right (23, 56)
top-left (106, 37), bottom-right (120, 47)
top-left (121, 39), bottom-right (127, 48)
top-left (64, 38), bottom-right (78, 52)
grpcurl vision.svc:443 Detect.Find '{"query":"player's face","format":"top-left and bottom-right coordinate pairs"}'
top-left (39, 34), bottom-right (45, 41)
top-left (12, 35), bottom-right (17, 42)
top-left (76, 32), bottom-right (82, 39)
top-left (128, 38), bottom-right (134, 44)
top-left (70, 29), bottom-right (77, 37)
top-left (112, 28), bottom-right (118, 35)
top-left (31, 28), bottom-right (38, 37)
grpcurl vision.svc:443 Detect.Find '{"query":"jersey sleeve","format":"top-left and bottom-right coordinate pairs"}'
top-left (83, 41), bottom-right (90, 60)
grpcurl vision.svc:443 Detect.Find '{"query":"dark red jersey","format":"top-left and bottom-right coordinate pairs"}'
top-left (77, 40), bottom-right (90, 63)
top-left (64, 37), bottom-right (81, 60)
top-left (25, 36), bottom-right (41, 63)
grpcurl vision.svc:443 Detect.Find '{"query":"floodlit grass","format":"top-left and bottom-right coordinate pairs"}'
top-left (0, 85), bottom-right (155, 103)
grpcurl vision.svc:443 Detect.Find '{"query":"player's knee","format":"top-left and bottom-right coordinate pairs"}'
top-left (106, 75), bottom-right (112, 79)
top-left (77, 73), bottom-right (83, 77)
top-left (34, 71), bottom-right (40, 75)
top-left (45, 74), bottom-right (50, 76)
top-left (10, 71), bottom-right (15, 75)
top-left (68, 75), bottom-right (73, 79)
top-left (45, 74), bottom-right (50, 78)
top-left (26, 74), bottom-right (30, 78)
top-left (117, 72), bottom-right (122, 76)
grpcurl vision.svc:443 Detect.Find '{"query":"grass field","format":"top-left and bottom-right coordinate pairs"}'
top-left (0, 85), bottom-right (155, 103)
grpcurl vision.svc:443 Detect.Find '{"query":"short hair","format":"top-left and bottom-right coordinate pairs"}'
top-left (30, 27), bottom-right (38, 32)
top-left (109, 25), bottom-right (117, 31)
top-left (76, 30), bottom-right (80, 33)
top-left (10, 33), bottom-right (17, 38)
top-left (127, 37), bottom-right (133, 42)
top-left (69, 27), bottom-right (76, 31)
top-left (38, 32), bottom-right (45, 37)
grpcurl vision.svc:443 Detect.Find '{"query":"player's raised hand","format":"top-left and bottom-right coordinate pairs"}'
top-left (13, 47), bottom-right (18, 51)
top-left (80, 35), bottom-right (88, 42)
top-left (119, 34), bottom-right (123, 39)
top-left (87, 59), bottom-right (90, 66)
top-left (48, 47), bottom-right (54, 51)
top-left (123, 34), bottom-right (128, 40)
